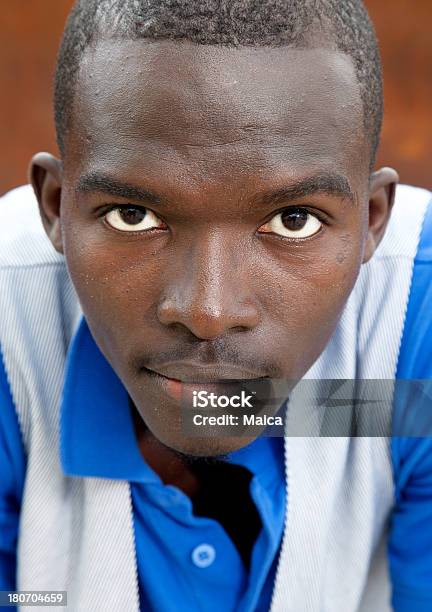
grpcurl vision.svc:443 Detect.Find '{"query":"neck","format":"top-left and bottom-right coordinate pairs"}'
top-left (131, 402), bottom-right (201, 497)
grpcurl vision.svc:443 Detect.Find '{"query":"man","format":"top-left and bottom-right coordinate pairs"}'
top-left (1, 0), bottom-right (431, 610)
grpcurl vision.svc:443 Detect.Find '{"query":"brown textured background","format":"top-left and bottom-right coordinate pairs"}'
top-left (0, 1), bottom-right (431, 194)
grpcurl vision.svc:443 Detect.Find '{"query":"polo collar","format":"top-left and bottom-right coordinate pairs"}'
top-left (61, 316), bottom-right (158, 482)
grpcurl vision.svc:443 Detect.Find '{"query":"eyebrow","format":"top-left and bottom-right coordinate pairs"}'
top-left (76, 172), bottom-right (162, 205)
top-left (253, 172), bottom-right (356, 208)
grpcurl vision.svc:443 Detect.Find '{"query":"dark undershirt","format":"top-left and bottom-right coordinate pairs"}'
top-left (189, 460), bottom-right (262, 570)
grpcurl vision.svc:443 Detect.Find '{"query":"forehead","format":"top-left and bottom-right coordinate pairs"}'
top-left (69, 39), bottom-right (368, 185)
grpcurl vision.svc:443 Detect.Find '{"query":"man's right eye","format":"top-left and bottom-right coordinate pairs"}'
top-left (104, 206), bottom-right (167, 233)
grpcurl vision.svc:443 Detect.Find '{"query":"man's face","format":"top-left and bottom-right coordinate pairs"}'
top-left (50, 40), bottom-right (373, 455)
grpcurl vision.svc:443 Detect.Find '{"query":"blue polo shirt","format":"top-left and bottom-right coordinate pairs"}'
top-left (0, 316), bottom-right (285, 611)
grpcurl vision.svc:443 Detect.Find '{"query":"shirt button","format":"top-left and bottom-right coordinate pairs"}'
top-left (191, 544), bottom-right (216, 568)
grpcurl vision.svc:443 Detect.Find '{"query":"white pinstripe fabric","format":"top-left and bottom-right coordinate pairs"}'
top-left (0, 184), bottom-right (430, 612)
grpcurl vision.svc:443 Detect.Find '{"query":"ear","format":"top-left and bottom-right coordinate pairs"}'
top-left (362, 167), bottom-right (399, 264)
top-left (29, 153), bottom-right (64, 254)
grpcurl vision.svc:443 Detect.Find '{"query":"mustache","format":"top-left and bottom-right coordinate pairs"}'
top-left (130, 341), bottom-right (283, 378)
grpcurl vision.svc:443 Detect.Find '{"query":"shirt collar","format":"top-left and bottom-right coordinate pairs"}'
top-left (61, 316), bottom-right (284, 483)
top-left (61, 316), bottom-right (158, 482)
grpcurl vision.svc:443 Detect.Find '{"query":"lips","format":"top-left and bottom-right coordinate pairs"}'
top-left (143, 361), bottom-right (268, 383)
top-left (142, 363), bottom-right (271, 405)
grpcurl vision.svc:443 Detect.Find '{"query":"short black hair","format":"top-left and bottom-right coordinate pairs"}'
top-left (54, 0), bottom-right (383, 168)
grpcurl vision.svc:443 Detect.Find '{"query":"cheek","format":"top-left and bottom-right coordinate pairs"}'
top-left (255, 232), bottom-right (363, 373)
top-left (62, 223), bottom-right (164, 351)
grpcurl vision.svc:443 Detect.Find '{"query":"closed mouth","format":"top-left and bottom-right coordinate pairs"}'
top-left (142, 363), bottom-right (268, 384)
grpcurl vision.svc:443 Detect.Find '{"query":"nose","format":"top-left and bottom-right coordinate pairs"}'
top-left (157, 234), bottom-right (261, 340)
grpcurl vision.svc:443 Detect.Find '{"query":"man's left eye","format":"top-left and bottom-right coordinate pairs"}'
top-left (258, 208), bottom-right (323, 239)
top-left (104, 206), bottom-right (166, 232)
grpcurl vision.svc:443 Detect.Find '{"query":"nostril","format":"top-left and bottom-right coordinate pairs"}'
top-left (156, 272), bottom-right (261, 339)
top-left (157, 297), bottom-right (259, 340)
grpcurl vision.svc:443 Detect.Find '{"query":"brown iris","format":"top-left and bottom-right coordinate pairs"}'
top-left (281, 208), bottom-right (308, 231)
top-left (118, 207), bottom-right (146, 225)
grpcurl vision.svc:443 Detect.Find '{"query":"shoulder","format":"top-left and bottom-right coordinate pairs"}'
top-left (396, 184), bottom-right (432, 379)
top-left (390, 184), bottom-right (432, 525)
top-left (0, 188), bottom-right (81, 447)
top-left (0, 185), bottom-right (64, 270)
top-left (374, 183), bottom-right (432, 260)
